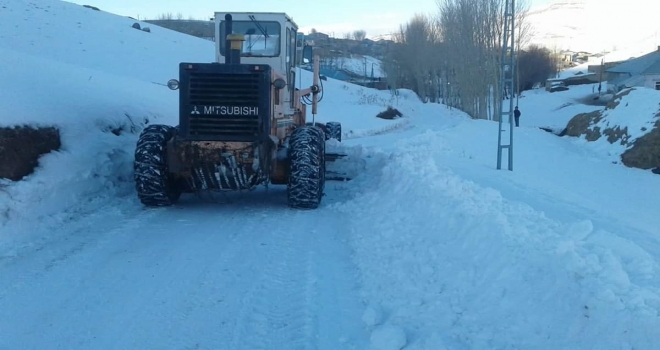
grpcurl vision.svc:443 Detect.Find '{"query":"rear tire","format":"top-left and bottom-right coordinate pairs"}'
top-left (325, 121), bottom-right (342, 141)
top-left (287, 126), bottom-right (325, 209)
top-left (134, 124), bottom-right (181, 207)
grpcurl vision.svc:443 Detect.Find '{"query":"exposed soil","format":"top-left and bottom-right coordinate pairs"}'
top-left (0, 126), bottom-right (61, 181)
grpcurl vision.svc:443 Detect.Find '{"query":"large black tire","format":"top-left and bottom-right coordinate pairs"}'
top-left (134, 124), bottom-right (181, 207)
top-left (325, 121), bottom-right (342, 141)
top-left (287, 126), bottom-right (325, 209)
top-left (306, 122), bottom-right (327, 138)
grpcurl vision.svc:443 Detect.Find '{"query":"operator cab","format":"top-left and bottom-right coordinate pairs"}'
top-left (214, 12), bottom-right (301, 107)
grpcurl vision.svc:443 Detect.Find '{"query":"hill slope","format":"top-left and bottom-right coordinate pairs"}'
top-left (527, 0), bottom-right (659, 53)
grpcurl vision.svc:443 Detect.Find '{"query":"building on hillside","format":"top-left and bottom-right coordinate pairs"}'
top-left (587, 60), bottom-right (626, 81)
top-left (606, 46), bottom-right (660, 92)
top-left (544, 71), bottom-right (599, 91)
top-left (557, 50), bottom-right (577, 68)
top-left (305, 31), bottom-right (330, 46)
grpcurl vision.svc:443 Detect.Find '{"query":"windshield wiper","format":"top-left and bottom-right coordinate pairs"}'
top-left (248, 15), bottom-right (269, 38)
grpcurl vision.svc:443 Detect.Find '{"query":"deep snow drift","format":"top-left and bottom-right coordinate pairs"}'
top-left (1, 0), bottom-right (660, 349)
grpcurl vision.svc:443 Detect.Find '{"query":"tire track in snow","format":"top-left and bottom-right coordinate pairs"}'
top-left (0, 189), bottom-right (369, 349)
top-left (229, 216), bottom-right (317, 350)
top-left (228, 206), bottom-right (369, 350)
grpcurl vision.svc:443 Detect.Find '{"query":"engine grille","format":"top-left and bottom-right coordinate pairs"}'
top-left (188, 72), bottom-right (261, 138)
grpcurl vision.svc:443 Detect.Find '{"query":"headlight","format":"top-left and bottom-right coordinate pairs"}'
top-left (273, 78), bottom-right (286, 89)
top-left (167, 79), bottom-right (179, 90)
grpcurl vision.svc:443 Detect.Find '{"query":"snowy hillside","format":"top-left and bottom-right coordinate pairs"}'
top-left (335, 55), bottom-right (386, 78)
top-left (527, 0), bottom-right (659, 53)
top-left (1, 1), bottom-right (660, 349)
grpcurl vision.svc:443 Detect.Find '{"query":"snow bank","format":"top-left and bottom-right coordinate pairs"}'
top-left (0, 44), bottom-right (177, 232)
top-left (335, 55), bottom-right (386, 78)
top-left (0, 0), bottom-right (212, 234)
top-left (297, 68), bottom-right (456, 140)
top-left (336, 130), bottom-right (660, 349)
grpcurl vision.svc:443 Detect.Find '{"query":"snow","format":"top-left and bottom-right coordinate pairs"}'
top-left (369, 325), bottom-right (407, 350)
top-left (1, 0), bottom-right (660, 349)
top-left (334, 55), bottom-right (386, 78)
top-left (514, 83), bottom-right (602, 131)
top-left (527, 0), bottom-right (660, 53)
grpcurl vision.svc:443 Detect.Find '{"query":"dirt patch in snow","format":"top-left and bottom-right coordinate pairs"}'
top-left (621, 119), bottom-right (660, 170)
top-left (0, 126), bottom-right (61, 181)
top-left (564, 88), bottom-right (637, 142)
top-left (376, 107), bottom-right (403, 120)
top-left (564, 110), bottom-right (603, 140)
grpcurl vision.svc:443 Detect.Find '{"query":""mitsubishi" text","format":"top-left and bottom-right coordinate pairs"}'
top-left (203, 106), bottom-right (259, 116)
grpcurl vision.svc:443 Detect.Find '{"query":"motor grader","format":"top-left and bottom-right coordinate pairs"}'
top-left (133, 12), bottom-right (345, 209)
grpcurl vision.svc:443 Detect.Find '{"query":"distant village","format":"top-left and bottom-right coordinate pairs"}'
top-left (146, 18), bottom-right (660, 95)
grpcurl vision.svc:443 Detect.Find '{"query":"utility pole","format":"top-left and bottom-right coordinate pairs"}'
top-left (496, 0), bottom-right (516, 171)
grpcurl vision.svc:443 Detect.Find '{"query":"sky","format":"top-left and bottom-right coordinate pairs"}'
top-left (64, 0), bottom-right (554, 39)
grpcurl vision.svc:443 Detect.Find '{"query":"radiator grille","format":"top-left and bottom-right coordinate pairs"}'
top-left (187, 72), bottom-right (261, 138)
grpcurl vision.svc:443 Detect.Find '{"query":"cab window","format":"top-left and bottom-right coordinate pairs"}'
top-left (219, 20), bottom-right (281, 57)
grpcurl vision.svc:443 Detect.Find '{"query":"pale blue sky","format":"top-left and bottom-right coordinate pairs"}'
top-left (66, 0), bottom-right (554, 38)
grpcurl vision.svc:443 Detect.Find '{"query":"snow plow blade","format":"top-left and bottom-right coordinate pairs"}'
top-left (324, 142), bottom-right (365, 181)
top-left (325, 152), bottom-right (352, 181)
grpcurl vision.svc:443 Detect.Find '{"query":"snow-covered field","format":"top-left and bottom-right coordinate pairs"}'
top-left (1, 1), bottom-right (660, 349)
top-left (335, 55), bottom-right (386, 78)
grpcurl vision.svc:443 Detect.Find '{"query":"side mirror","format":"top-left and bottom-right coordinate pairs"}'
top-left (302, 45), bottom-right (313, 64)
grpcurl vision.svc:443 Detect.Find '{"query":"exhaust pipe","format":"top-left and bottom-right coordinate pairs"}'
top-left (224, 14), bottom-right (244, 65)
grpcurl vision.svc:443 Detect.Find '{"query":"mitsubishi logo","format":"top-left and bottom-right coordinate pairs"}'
top-left (191, 106), bottom-right (201, 115)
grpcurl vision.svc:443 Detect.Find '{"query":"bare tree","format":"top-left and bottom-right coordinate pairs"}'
top-left (517, 44), bottom-right (557, 91)
top-left (382, 14), bottom-right (443, 102)
top-left (157, 12), bottom-right (174, 20)
top-left (434, 0), bottom-right (532, 120)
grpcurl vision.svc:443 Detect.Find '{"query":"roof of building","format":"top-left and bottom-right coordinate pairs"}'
top-left (608, 74), bottom-right (645, 88)
top-left (606, 48), bottom-right (660, 75)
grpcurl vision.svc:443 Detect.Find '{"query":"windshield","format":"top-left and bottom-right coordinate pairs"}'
top-left (219, 20), bottom-right (281, 57)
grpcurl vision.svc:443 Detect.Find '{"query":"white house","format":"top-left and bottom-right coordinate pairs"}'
top-left (606, 46), bottom-right (660, 92)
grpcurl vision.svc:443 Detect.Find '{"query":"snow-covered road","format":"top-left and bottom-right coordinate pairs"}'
top-left (0, 188), bottom-right (369, 349)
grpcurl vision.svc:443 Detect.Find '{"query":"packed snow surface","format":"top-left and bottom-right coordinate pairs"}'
top-left (1, 0), bottom-right (660, 349)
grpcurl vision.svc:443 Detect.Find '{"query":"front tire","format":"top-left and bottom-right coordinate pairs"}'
top-left (287, 126), bottom-right (325, 209)
top-left (325, 121), bottom-right (342, 141)
top-left (134, 124), bottom-right (180, 207)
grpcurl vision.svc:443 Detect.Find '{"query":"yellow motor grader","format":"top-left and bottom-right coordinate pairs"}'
top-left (133, 12), bottom-right (346, 209)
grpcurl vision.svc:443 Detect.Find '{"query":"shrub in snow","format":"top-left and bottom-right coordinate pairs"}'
top-left (131, 23), bottom-right (141, 30)
top-left (0, 126), bottom-right (60, 181)
top-left (376, 107), bottom-right (403, 120)
top-left (82, 5), bottom-right (100, 11)
top-left (142, 27), bottom-right (151, 33)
